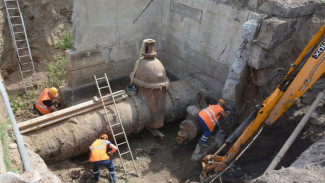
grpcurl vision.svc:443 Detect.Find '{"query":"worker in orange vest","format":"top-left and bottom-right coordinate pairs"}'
top-left (198, 99), bottom-right (230, 147)
top-left (90, 134), bottom-right (118, 183)
top-left (35, 87), bottom-right (59, 115)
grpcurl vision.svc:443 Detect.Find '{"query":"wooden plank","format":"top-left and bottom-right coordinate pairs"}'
top-left (20, 94), bottom-right (128, 134)
top-left (9, 90), bottom-right (125, 131)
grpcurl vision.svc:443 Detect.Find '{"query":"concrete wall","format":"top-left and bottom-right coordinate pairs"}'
top-left (159, 0), bottom-right (249, 100)
top-left (68, 0), bottom-right (163, 89)
top-left (67, 0), bottom-right (249, 101)
top-left (67, 0), bottom-right (324, 104)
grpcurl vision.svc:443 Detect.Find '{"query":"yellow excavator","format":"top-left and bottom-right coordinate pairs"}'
top-left (201, 23), bottom-right (325, 182)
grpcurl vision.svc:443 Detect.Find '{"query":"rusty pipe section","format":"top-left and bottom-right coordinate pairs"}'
top-left (176, 105), bottom-right (202, 144)
top-left (23, 79), bottom-right (202, 162)
top-left (176, 91), bottom-right (208, 144)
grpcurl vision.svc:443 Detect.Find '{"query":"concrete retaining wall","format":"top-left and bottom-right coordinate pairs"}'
top-left (68, 0), bottom-right (163, 89)
top-left (67, 0), bottom-right (324, 104)
top-left (159, 0), bottom-right (249, 100)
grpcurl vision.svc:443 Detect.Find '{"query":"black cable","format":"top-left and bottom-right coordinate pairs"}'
top-left (281, 34), bottom-right (325, 92)
top-left (259, 68), bottom-right (286, 106)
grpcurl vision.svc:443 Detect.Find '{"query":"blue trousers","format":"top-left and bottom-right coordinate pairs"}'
top-left (198, 116), bottom-right (213, 144)
top-left (92, 159), bottom-right (116, 182)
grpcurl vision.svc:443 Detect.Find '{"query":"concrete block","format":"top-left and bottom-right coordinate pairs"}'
top-left (259, 1), bottom-right (274, 14)
top-left (256, 17), bottom-right (298, 50)
top-left (316, 3), bottom-right (325, 14)
top-left (248, 44), bottom-right (264, 69)
top-left (222, 79), bottom-right (240, 102)
top-left (272, 1), bottom-right (318, 18)
top-left (104, 42), bottom-right (138, 63)
top-left (248, 0), bottom-right (259, 9)
top-left (228, 57), bottom-right (248, 81)
top-left (258, 0), bottom-right (320, 18)
top-left (68, 58), bottom-right (133, 89)
top-left (249, 39), bottom-right (292, 69)
top-left (242, 19), bottom-right (260, 42)
top-left (66, 49), bottom-right (103, 71)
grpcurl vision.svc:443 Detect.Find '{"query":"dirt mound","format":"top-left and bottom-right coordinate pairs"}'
top-left (0, 0), bottom-right (73, 78)
top-left (0, 0), bottom-right (73, 122)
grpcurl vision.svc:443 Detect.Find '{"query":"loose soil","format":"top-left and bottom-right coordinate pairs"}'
top-left (48, 121), bottom-right (202, 183)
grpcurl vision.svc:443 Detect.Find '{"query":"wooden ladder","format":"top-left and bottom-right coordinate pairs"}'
top-left (94, 73), bottom-right (139, 178)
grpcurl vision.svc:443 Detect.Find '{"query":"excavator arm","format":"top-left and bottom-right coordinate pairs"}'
top-left (201, 23), bottom-right (325, 182)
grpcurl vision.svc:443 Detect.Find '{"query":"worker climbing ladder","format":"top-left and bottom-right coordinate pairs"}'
top-left (94, 73), bottom-right (139, 178)
top-left (3, 0), bottom-right (35, 91)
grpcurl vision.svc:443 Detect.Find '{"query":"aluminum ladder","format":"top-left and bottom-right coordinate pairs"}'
top-left (94, 73), bottom-right (139, 178)
top-left (4, 0), bottom-right (35, 91)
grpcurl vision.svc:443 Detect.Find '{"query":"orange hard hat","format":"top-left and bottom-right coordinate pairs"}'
top-left (99, 134), bottom-right (108, 140)
top-left (218, 99), bottom-right (225, 105)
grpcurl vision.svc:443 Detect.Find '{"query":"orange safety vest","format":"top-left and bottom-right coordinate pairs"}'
top-left (35, 88), bottom-right (52, 115)
top-left (89, 139), bottom-right (110, 162)
top-left (199, 104), bottom-right (224, 132)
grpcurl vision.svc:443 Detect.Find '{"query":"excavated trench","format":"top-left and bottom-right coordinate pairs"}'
top-left (40, 87), bottom-right (318, 183)
top-left (12, 38), bottom-right (325, 183)
top-left (28, 73), bottom-right (322, 183)
top-left (1, 1), bottom-right (324, 182)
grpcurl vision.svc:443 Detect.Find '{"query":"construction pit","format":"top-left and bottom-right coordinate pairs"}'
top-left (0, 0), bottom-right (325, 183)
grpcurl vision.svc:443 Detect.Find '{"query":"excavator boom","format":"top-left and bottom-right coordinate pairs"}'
top-left (201, 23), bottom-right (325, 182)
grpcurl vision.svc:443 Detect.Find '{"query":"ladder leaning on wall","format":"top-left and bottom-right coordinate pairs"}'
top-left (94, 73), bottom-right (139, 178)
top-left (3, 0), bottom-right (35, 91)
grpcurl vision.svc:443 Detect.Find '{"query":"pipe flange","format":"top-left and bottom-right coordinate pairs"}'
top-left (132, 78), bottom-right (169, 89)
top-left (132, 97), bottom-right (145, 133)
top-left (167, 88), bottom-right (178, 119)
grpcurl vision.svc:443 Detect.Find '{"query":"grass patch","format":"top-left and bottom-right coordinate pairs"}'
top-left (0, 120), bottom-right (20, 173)
top-left (46, 29), bottom-right (72, 88)
top-left (56, 29), bottom-right (73, 52)
top-left (9, 88), bottom-right (38, 113)
top-left (46, 55), bottom-right (68, 88)
top-left (8, 29), bottom-right (72, 114)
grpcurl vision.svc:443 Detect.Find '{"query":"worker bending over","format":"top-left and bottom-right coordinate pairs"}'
top-left (35, 87), bottom-right (59, 115)
top-left (90, 134), bottom-right (118, 183)
top-left (198, 99), bottom-right (230, 147)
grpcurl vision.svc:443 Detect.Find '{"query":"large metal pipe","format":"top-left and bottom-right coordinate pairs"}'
top-left (0, 78), bottom-right (31, 171)
top-left (23, 79), bottom-right (203, 162)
